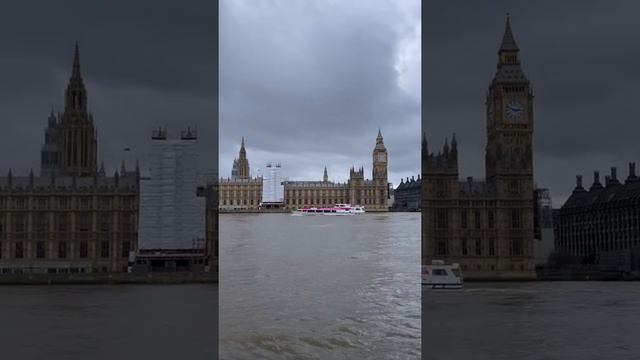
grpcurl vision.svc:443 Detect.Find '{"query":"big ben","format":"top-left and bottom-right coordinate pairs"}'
top-left (485, 15), bottom-right (535, 276)
top-left (422, 15), bottom-right (536, 279)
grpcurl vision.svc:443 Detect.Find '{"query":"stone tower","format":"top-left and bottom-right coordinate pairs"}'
top-left (40, 109), bottom-right (61, 177)
top-left (58, 43), bottom-right (98, 177)
top-left (484, 15), bottom-right (535, 273)
top-left (235, 137), bottom-right (250, 179)
top-left (372, 129), bottom-right (388, 206)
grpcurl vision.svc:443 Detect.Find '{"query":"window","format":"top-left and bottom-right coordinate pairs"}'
top-left (475, 238), bottom-right (482, 255)
top-left (38, 197), bottom-right (48, 209)
top-left (57, 197), bottom-right (68, 210)
top-left (101, 241), bottom-right (110, 258)
top-left (58, 242), bottom-right (67, 259)
top-left (56, 214), bottom-right (68, 232)
top-left (36, 241), bottom-right (46, 258)
top-left (509, 180), bottom-right (520, 195)
top-left (15, 197), bottom-right (26, 210)
top-left (36, 213), bottom-right (48, 233)
top-left (79, 197), bottom-right (90, 210)
top-left (15, 242), bottom-right (24, 258)
top-left (78, 213), bottom-right (90, 232)
top-left (488, 211), bottom-right (495, 229)
top-left (79, 241), bottom-right (88, 258)
top-left (14, 214), bottom-right (26, 233)
top-left (475, 211), bottom-right (481, 229)
top-left (436, 238), bottom-right (448, 255)
top-left (122, 241), bottom-right (130, 258)
top-left (461, 239), bottom-right (468, 255)
top-left (512, 210), bottom-right (522, 229)
top-left (489, 239), bottom-right (495, 256)
top-left (510, 238), bottom-right (523, 256)
top-left (436, 209), bottom-right (448, 229)
top-left (461, 211), bottom-right (468, 229)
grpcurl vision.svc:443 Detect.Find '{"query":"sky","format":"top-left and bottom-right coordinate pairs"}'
top-left (0, 0), bottom-right (217, 178)
top-left (423, 1), bottom-right (640, 205)
top-left (220, 0), bottom-right (421, 187)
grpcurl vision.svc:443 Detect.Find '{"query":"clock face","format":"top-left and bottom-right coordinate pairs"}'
top-left (505, 100), bottom-right (525, 122)
top-left (377, 153), bottom-right (386, 162)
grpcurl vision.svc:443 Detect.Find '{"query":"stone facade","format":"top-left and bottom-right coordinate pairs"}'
top-left (0, 173), bottom-right (138, 274)
top-left (422, 17), bottom-right (536, 280)
top-left (0, 45), bottom-right (138, 274)
top-left (555, 163), bottom-right (640, 271)
top-left (220, 138), bottom-right (263, 210)
top-left (283, 131), bottom-right (390, 212)
top-left (393, 175), bottom-right (421, 211)
top-left (41, 43), bottom-right (98, 178)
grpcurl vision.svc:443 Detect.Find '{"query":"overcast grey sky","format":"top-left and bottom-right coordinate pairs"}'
top-left (0, 0), bottom-right (217, 178)
top-left (220, 0), bottom-right (421, 187)
top-left (424, 1), bottom-right (640, 205)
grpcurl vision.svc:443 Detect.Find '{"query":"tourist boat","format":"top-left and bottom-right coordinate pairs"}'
top-left (422, 260), bottom-right (463, 289)
top-left (292, 203), bottom-right (365, 216)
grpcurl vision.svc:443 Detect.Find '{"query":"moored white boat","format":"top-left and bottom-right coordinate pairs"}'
top-left (422, 260), bottom-right (464, 289)
top-left (292, 203), bottom-right (365, 216)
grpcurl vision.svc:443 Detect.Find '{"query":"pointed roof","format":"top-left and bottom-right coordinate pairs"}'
top-left (72, 41), bottom-right (82, 79)
top-left (500, 14), bottom-right (519, 52)
top-left (375, 129), bottom-right (386, 150)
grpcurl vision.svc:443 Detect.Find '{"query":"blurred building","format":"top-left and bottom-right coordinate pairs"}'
top-left (393, 175), bottom-right (421, 211)
top-left (533, 188), bottom-right (555, 266)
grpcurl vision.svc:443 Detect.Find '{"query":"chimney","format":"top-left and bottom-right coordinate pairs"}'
top-left (610, 166), bottom-right (620, 186)
top-left (627, 162), bottom-right (638, 183)
top-left (590, 170), bottom-right (603, 190)
top-left (576, 175), bottom-right (583, 189)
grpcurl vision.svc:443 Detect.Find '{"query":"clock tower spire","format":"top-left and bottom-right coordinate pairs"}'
top-left (485, 14), bottom-right (533, 183)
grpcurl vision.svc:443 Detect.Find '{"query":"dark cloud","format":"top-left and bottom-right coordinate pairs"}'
top-left (220, 0), bottom-right (420, 186)
top-left (0, 0), bottom-right (217, 177)
top-left (423, 0), bottom-right (640, 205)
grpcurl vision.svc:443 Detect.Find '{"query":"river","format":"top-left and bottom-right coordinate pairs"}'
top-left (423, 282), bottom-right (640, 360)
top-left (219, 212), bottom-right (421, 359)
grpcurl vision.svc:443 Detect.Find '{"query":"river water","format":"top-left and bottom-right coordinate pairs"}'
top-left (219, 212), bottom-right (422, 359)
top-left (424, 282), bottom-right (640, 360)
top-left (0, 284), bottom-right (218, 359)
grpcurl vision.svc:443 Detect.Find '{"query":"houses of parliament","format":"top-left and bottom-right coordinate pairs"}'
top-left (422, 17), bottom-right (536, 279)
top-left (220, 131), bottom-right (390, 212)
top-left (0, 44), bottom-right (217, 275)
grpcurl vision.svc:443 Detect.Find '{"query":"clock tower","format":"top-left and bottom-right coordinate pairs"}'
top-left (372, 129), bottom-right (388, 208)
top-left (485, 15), bottom-right (533, 184)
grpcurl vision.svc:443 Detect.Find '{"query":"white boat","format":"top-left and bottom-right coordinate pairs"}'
top-left (422, 260), bottom-right (463, 289)
top-left (292, 203), bottom-right (365, 216)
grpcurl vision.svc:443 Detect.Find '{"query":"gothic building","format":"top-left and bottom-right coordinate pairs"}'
top-left (41, 43), bottom-right (98, 178)
top-left (555, 164), bottom-right (640, 271)
top-left (0, 45), bottom-right (137, 274)
top-left (422, 16), bottom-right (536, 279)
top-left (283, 130), bottom-right (390, 212)
top-left (220, 131), bottom-right (390, 212)
top-left (219, 138), bottom-right (263, 210)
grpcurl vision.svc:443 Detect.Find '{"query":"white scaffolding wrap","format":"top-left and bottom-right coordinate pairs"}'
top-left (262, 163), bottom-right (284, 203)
top-left (139, 134), bottom-right (205, 250)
